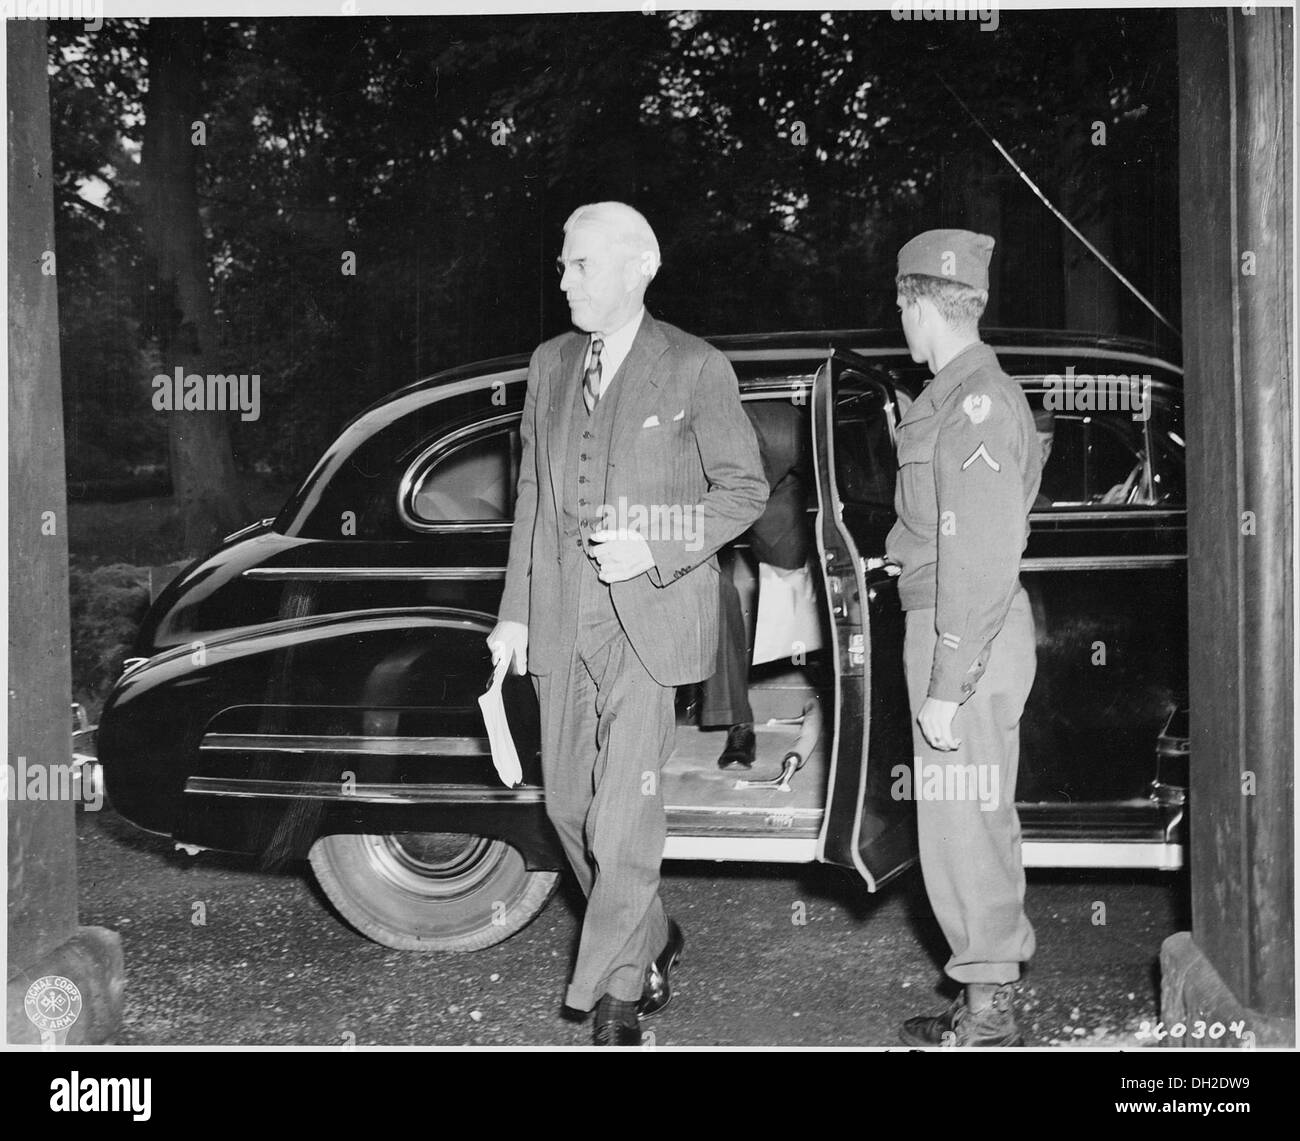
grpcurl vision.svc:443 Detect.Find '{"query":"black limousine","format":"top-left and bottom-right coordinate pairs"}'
top-left (98, 329), bottom-right (1189, 951)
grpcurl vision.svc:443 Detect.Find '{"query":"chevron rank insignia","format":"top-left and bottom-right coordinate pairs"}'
top-left (961, 442), bottom-right (1001, 472)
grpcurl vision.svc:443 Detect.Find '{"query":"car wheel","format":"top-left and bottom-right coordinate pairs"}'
top-left (308, 832), bottom-right (558, 952)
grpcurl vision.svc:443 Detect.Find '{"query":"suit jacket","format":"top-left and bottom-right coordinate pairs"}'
top-left (499, 312), bottom-right (767, 685)
top-left (744, 400), bottom-right (811, 571)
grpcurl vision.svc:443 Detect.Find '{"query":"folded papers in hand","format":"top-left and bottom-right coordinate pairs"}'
top-left (478, 656), bottom-right (523, 788)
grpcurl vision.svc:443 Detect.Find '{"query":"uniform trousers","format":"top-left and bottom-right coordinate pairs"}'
top-left (535, 549), bottom-right (674, 1010)
top-left (904, 587), bottom-right (1038, 984)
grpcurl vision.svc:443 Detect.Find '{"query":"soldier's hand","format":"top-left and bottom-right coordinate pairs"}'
top-left (487, 620), bottom-right (528, 675)
top-left (918, 697), bottom-right (961, 751)
top-left (588, 530), bottom-right (655, 583)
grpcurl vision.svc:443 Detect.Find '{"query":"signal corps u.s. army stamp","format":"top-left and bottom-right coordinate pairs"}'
top-left (24, 974), bottom-right (83, 1035)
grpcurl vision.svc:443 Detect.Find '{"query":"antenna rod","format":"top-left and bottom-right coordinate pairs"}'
top-left (936, 75), bottom-right (1181, 339)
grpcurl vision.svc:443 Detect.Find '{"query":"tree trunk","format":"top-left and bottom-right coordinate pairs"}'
top-left (960, 148), bottom-right (1004, 326)
top-left (1060, 41), bottom-right (1120, 334)
top-left (140, 17), bottom-right (248, 555)
top-left (7, 18), bottom-right (125, 1045)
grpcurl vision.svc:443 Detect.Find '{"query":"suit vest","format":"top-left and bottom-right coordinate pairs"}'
top-left (560, 353), bottom-right (631, 555)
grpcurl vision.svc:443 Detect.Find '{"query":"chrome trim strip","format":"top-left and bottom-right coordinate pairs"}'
top-left (1031, 508), bottom-right (1185, 521)
top-left (728, 346), bottom-right (1182, 374)
top-left (223, 517), bottom-right (277, 544)
top-left (740, 385), bottom-right (815, 399)
top-left (241, 566), bottom-right (506, 581)
top-left (1020, 554), bottom-right (1184, 572)
top-left (201, 733), bottom-right (493, 757)
top-left (1020, 840), bottom-right (1183, 870)
top-left (1001, 346), bottom-right (1183, 374)
top-left (402, 521), bottom-right (511, 534)
top-left (723, 348), bottom-right (843, 362)
top-left (184, 777), bottom-right (541, 804)
top-left (665, 805), bottom-right (824, 822)
top-left (662, 836), bottom-right (819, 863)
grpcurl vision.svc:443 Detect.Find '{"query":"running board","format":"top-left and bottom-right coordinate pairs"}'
top-left (661, 835), bottom-right (1183, 870)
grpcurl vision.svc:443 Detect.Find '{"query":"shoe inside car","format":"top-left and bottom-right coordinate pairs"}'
top-left (717, 723), bottom-right (756, 769)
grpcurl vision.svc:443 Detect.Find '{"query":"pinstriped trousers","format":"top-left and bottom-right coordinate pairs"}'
top-left (904, 588), bottom-right (1038, 984)
top-left (535, 550), bottom-right (674, 1011)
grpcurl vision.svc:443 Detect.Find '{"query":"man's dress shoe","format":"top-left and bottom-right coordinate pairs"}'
top-left (717, 723), bottom-right (756, 769)
top-left (592, 1017), bottom-right (642, 1046)
top-left (592, 995), bottom-right (641, 1046)
top-left (638, 920), bottom-right (684, 1018)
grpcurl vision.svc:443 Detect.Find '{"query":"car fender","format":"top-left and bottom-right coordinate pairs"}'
top-left (98, 607), bottom-right (553, 863)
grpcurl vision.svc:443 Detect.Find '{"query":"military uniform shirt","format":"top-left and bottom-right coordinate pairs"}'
top-left (885, 342), bottom-right (1042, 703)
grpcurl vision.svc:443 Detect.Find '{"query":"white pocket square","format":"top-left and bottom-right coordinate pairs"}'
top-left (642, 414), bottom-right (660, 428)
top-left (672, 408), bottom-right (685, 421)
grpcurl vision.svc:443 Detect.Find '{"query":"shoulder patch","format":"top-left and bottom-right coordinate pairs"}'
top-left (962, 393), bottom-right (992, 425)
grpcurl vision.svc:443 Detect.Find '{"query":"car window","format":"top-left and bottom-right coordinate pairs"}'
top-left (1021, 386), bottom-right (1184, 509)
top-left (1040, 416), bottom-right (1136, 505)
top-left (834, 380), bottom-right (896, 508)
top-left (407, 426), bottom-right (520, 524)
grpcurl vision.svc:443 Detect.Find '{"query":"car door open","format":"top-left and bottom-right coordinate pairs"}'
top-left (812, 353), bottom-right (919, 890)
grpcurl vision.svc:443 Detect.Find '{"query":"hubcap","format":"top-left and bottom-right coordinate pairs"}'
top-left (361, 832), bottom-right (509, 901)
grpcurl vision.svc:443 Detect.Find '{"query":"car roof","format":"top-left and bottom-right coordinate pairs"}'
top-left (362, 327), bottom-right (1181, 418)
top-left (280, 328), bottom-right (1183, 538)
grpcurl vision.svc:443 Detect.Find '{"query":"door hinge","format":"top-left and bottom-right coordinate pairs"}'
top-left (862, 556), bottom-right (901, 576)
top-left (848, 632), bottom-right (865, 667)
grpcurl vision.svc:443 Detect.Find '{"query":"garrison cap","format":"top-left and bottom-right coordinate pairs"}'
top-left (897, 229), bottom-right (995, 291)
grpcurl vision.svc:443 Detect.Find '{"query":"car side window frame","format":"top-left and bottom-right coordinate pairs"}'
top-left (827, 369), bottom-right (903, 511)
top-left (397, 412), bottom-right (521, 533)
top-left (1022, 383), bottom-right (1183, 514)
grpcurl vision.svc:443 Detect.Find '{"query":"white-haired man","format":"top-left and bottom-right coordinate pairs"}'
top-left (488, 202), bottom-right (766, 1045)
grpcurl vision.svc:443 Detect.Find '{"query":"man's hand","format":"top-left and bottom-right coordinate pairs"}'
top-left (486, 620), bottom-right (528, 675)
top-left (918, 697), bottom-right (961, 751)
top-left (588, 530), bottom-right (655, 583)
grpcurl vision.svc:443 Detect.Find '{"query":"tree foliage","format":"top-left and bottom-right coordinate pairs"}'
top-left (49, 10), bottom-right (1178, 491)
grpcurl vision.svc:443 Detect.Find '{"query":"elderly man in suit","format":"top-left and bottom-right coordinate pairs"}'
top-left (487, 202), bottom-right (767, 1045)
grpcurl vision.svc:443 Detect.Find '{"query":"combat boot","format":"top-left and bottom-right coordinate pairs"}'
top-left (900, 984), bottom-right (1024, 1047)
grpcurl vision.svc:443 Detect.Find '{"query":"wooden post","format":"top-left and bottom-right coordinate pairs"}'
top-left (1166, 5), bottom-right (1293, 1046)
top-left (6, 20), bottom-right (125, 1044)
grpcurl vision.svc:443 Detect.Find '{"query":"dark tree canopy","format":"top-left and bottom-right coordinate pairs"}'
top-left (50, 10), bottom-right (1178, 488)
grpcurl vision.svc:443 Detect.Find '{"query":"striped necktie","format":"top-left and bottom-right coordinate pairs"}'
top-left (583, 337), bottom-right (604, 415)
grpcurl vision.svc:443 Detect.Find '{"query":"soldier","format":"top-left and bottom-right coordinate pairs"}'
top-left (888, 230), bottom-right (1042, 1047)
